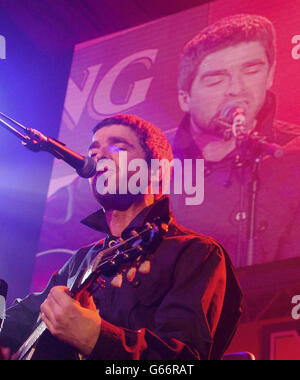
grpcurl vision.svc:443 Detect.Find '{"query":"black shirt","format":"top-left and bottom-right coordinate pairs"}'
top-left (0, 196), bottom-right (242, 360)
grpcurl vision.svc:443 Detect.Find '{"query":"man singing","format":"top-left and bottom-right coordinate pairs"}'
top-left (171, 14), bottom-right (300, 267)
top-left (0, 114), bottom-right (242, 360)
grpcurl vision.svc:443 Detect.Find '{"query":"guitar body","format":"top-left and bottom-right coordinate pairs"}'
top-left (16, 218), bottom-right (169, 360)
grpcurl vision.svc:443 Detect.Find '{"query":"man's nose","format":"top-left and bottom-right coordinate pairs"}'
top-left (226, 74), bottom-right (245, 97)
top-left (92, 146), bottom-right (111, 162)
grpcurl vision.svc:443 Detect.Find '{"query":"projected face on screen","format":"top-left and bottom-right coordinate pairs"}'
top-left (171, 13), bottom-right (300, 268)
top-left (178, 41), bottom-right (275, 134)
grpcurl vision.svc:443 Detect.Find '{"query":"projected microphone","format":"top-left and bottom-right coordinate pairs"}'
top-left (24, 128), bottom-right (97, 178)
top-left (212, 102), bottom-right (247, 140)
top-left (213, 104), bottom-right (284, 158)
top-left (0, 280), bottom-right (8, 332)
top-left (221, 103), bottom-right (247, 137)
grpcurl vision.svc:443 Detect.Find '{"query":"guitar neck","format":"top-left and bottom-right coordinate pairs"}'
top-left (16, 320), bottom-right (47, 360)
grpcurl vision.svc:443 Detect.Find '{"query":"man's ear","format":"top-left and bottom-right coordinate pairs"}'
top-left (178, 90), bottom-right (191, 113)
top-left (266, 62), bottom-right (276, 90)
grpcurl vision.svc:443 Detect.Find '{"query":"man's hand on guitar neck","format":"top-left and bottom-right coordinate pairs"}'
top-left (40, 286), bottom-right (101, 357)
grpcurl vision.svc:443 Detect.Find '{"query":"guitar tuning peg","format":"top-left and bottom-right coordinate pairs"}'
top-left (97, 278), bottom-right (106, 289)
top-left (135, 255), bottom-right (142, 265)
top-left (111, 273), bottom-right (123, 288)
top-left (126, 267), bottom-right (137, 282)
top-left (138, 260), bottom-right (151, 274)
top-left (160, 223), bottom-right (169, 233)
top-left (136, 245), bottom-right (144, 254)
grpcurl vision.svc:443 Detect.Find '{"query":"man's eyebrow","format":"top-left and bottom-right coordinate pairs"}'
top-left (200, 59), bottom-right (267, 80)
top-left (88, 141), bottom-right (100, 151)
top-left (241, 59), bottom-right (266, 68)
top-left (200, 69), bottom-right (228, 80)
top-left (88, 136), bottom-right (135, 151)
top-left (107, 136), bottom-right (134, 148)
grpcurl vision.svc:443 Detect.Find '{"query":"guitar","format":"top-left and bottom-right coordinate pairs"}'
top-left (16, 218), bottom-right (169, 360)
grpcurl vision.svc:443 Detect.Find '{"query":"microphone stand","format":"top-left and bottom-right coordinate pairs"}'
top-left (233, 130), bottom-right (249, 267)
top-left (0, 111), bottom-right (96, 178)
top-left (0, 111), bottom-right (77, 156)
top-left (0, 112), bottom-right (31, 145)
top-left (233, 130), bottom-right (282, 267)
top-left (214, 114), bottom-right (285, 267)
top-left (246, 154), bottom-right (262, 266)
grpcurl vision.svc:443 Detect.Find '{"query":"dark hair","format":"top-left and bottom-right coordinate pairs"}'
top-left (93, 114), bottom-right (174, 165)
top-left (178, 14), bottom-right (276, 92)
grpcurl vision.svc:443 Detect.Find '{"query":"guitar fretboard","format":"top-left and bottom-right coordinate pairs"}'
top-left (16, 320), bottom-right (47, 360)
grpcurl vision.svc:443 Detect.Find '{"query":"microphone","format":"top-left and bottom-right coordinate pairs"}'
top-left (229, 106), bottom-right (247, 137)
top-left (214, 103), bottom-right (247, 139)
top-left (24, 128), bottom-right (96, 178)
top-left (0, 280), bottom-right (8, 332)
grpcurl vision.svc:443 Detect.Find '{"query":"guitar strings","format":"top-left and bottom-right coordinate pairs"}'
top-left (92, 224), bottom-right (154, 270)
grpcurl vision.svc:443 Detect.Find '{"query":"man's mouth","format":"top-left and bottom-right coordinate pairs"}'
top-left (220, 100), bottom-right (249, 120)
top-left (95, 167), bottom-right (108, 176)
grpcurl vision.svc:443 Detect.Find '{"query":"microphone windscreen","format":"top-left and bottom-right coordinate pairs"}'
top-left (0, 280), bottom-right (7, 299)
top-left (76, 156), bottom-right (97, 178)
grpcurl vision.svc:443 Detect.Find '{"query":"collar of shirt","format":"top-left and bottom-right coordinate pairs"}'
top-left (80, 196), bottom-right (172, 239)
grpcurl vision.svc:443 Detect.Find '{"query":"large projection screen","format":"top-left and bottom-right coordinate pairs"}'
top-left (31, 0), bottom-right (300, 292)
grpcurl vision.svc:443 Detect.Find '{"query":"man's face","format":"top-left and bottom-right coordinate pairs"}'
top-left (88, 124), bottom-right (147, 209)
top-left (179, 41), bottom-right (275, 133)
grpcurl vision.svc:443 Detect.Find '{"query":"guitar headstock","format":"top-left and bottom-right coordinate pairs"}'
top-left (75, 216), bottom-right (170, 297)
top-left (100, 216), bottom-right (169, 276)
